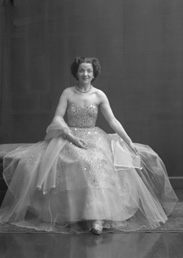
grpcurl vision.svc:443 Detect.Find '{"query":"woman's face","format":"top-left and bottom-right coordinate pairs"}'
top-left (77, 63), bottom-right (94, 85)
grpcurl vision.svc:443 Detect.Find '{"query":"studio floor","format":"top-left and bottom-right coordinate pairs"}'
top-left (0, 190), bottom-right (183, 258)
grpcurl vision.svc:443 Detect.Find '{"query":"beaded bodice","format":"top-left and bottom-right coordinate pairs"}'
top-left (66, 103), bottom-right (98, 128)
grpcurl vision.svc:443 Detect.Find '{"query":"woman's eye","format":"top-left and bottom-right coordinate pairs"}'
top-left (78, 69), bottom-right (93, 73)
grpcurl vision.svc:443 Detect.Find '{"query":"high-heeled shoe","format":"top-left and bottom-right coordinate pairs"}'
top-left (91, 221), bottom-right (103, 235)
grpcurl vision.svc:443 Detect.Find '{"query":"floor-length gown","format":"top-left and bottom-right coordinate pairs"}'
top-left (0, 103), bottom-right (178, 232)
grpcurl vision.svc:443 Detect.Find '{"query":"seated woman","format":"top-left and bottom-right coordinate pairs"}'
top-left (0, 57), bottom-right (178, 234)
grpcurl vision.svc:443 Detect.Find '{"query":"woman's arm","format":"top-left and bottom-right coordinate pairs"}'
top-left (98, 90), bottom-right (137, 153)
top-left (52, 89), bottom-right (70, 129)
top-left (46, 89), bottom-right (70, 137)
top-left (46, 89), bottom-right (87, 148)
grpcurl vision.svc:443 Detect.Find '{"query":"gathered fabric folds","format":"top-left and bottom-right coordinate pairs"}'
top-left (0, 128), bottom-right (178, 233)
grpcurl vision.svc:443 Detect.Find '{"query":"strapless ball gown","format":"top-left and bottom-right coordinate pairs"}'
top-left (0, 103), bottom-right (178, 232)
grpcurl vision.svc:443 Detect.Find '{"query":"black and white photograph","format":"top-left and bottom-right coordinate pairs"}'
top-left (0, 1), bottom-right (183, 257)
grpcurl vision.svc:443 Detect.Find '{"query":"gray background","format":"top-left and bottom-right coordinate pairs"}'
top-left (0, 0), bottom-right (183, 176)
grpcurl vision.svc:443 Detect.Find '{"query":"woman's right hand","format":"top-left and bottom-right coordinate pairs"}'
top-left (72, 137), bottom-right (87, 149)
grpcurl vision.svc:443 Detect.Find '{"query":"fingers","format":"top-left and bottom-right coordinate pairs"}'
top-left (129, 143), bottom-right (138, 156)
top-left (78, 139), bottom-right (87, 149)
top-left (133, 147), bottom-right (139, 156)
top-left (81, 141), bottom-right (87, 149)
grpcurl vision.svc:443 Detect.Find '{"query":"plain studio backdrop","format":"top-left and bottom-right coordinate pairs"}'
top-left (0, 0), bottom-right (182, 178)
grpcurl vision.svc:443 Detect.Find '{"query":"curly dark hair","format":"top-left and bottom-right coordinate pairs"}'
top-left (70, 57), bottom-right (101, 82)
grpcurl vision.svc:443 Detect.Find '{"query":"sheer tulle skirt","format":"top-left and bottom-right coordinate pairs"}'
top-left (0, 127), bottom-right (178, 232)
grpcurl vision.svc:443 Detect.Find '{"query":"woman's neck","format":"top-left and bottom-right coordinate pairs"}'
top-left (76, 83), bottom-right (92, 93)
top-left (78, 82), bottom-right (91, 88)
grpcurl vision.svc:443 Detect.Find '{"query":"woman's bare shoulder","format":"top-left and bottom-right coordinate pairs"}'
top-left (60, 86), bottom-right (76, 98)
top-left (92, 87), bottom-right (103, 95)
top-left (91, 87), bottom-right (108, 106)
top-left (62, 86), bottom-right (75, 94)
top-left (93, 87), bottom-right (108, 101)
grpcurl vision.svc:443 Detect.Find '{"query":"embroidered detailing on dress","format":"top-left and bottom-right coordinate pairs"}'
top-left (66, 103), bottom-right (98, 128)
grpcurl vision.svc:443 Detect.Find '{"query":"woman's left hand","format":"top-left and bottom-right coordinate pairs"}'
top-left (128, 142), bottom-right (138, 155)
